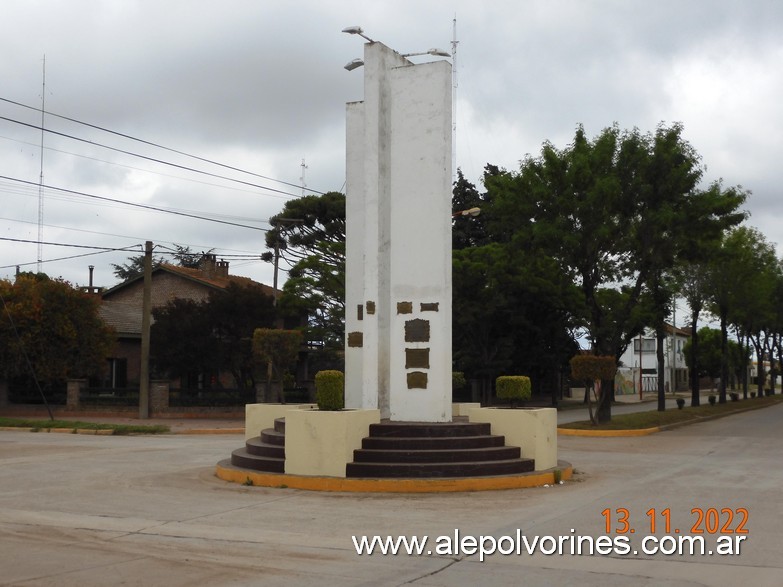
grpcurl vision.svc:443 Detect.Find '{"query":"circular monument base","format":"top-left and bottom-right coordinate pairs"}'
top-left (215, 459), bottom-right (573, 493)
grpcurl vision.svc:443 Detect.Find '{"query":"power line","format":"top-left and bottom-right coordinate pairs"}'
top-left (0, 238), bottom-right (141, 270)
top-left (0, 175), bottom-right (270, 232)
top-left (0, 96), bottom-right (327, 196)
top-left (0, 133), bottom-right (295, 200)
top-left (0, 114), bottom-right (307, 200)
top-left (0, 236), bottom-right (140, 251)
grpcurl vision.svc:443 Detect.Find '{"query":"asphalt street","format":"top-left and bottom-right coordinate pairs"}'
top-left (0, 402), bottom-right (780, 586)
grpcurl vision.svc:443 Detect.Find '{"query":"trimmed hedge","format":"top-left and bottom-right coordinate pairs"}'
top-left (496, 376), bottom-right (532, 404)
top-left (569, 355), bottom-right (616, 382)
top-left (315, 370), bottom-right (344, 411)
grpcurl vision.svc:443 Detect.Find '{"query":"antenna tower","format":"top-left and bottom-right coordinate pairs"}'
top-left (300, 158), bottom-right (308, 196)
top-left (451, 17), bottom-right (459, 183)
top-left (37, 56), bottom-right (46, 273)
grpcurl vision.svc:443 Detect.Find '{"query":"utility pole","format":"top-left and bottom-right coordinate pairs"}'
top-left (139, 241), bottom-right (152, 419)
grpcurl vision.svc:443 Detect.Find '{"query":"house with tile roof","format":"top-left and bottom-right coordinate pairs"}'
top-left (97, 255), bottom-right (276, 390)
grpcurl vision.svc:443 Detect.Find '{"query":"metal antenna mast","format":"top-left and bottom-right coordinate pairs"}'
top-left (37, 55), bottom-right (46, 273)
top-left (451, 16), bottom-right (459, 183)
top-left (300, 158), bottom-right (308, 196)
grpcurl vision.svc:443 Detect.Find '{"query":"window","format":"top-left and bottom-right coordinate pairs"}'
top-left (633, 338), bottom-right (656, 353)
top-left (105, 358), bottom-right (127, 388)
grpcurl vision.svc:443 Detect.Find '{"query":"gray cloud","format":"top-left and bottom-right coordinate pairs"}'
top-left (1, 0), bottom-right (782, 289)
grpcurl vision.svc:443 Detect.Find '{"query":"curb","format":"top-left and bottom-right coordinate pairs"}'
top-left (0, 427), bottom-right (115, 435)
top-left (215, 460), bottom-right (574, 493)
top-left (558, 397), bottom-right (783, 437)
top-left (175, 428), bottom-right (245, 435)
top-left (558, 427), bottom-right (659, 437)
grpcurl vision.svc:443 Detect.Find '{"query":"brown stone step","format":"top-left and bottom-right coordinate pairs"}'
top-left (246, 436), bottom-right (285, 459)
top-left (230, 447), bottom-right (284, 473)
top-left (361, 434), bottom-right (505, 450)
top-left (368, 422), bottom-right (491, 438)
top-left (353, 445), bottom-right (520, 463)
top-left (346, 458), bottom-right (535, 479)
top-left (260, 428), bottom-right (285, 447)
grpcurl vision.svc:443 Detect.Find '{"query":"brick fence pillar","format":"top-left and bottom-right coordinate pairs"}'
top-left (150, 380), bottom-right (170, 414)
top-left (67, 379), bottom-right (87, 410)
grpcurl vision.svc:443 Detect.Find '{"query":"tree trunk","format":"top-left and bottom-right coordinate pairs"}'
top-left (595, 377), bottom-right (613, 424)
top-left (719, 311), bottom-right (728, 404)
top-left (690, 316), bottom-right (700, 406)
top-left (741, 332), bottom-right (749, 400)
top-left (753, 338), bottom-right (765, 399)
top-left (656, 326), bottom-right (666, 411)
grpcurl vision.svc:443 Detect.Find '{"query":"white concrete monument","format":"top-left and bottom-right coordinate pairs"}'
top-left (344, 41), bottom-right (452, 422)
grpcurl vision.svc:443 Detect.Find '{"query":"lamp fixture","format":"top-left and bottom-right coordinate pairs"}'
top-left (342, 25), bottom-right (375, 43)
top-left (344, 58), bottom-right (364, 71)
top-left (402, 48), bottom-right (451, 58)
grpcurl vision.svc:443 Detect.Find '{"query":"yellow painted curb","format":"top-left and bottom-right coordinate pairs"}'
top-left (558, 427), bottom-right (660, 437)
top-left (177, 428), bottom-right (245, 435)
top-left (215, 462), bottom-right (573, 493)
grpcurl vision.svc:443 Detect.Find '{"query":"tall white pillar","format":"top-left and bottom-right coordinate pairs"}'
top-left (344, 42), bottom-right (452, 422)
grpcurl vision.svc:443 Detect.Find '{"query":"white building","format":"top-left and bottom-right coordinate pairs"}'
top-left (617, 324), bottom-right (691, 395)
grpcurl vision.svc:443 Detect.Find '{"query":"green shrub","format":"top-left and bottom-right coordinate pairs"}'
top-left (315, 370), bottom-right (344, 411)
top-left (569, 355), bottom-right (616, 382)
top-left (452, 371), bottom-right (467, 390)
top-left (496, 376), bottom-right (532, 406)
top-left (676, 398), bottom-right (685, 409)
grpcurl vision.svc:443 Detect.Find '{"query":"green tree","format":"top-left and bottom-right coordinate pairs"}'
top-left (452, 168), bottom-right (492, 250)
top-left (683, 327), bottom-right (746, 392)
top-left (253, 328), bottom-right (304, 403)
top-left (483, 124), bottom-right (746, 422)
top-left (451, 209), bottom-right (580, 404)
top-left (263, 192), bottom-right (345, 349)
top-left (676, 262), bottom-right (710, 406)
top-left (151, 282), bottom-right (276, 389)
top-left (707, 227), bottom-right (774, 403)
top-left (112, 253), bottom-right (162, 282)
top-left (0, 273), bottom-right (114, 393)
top-left (170, 245), bottom-right (214, 269)
top-left (112, 244), bottom-right (214, 281)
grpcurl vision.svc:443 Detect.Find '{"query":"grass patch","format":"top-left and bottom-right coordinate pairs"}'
top-left (559, 393), bottom-right (783, 430)
top-left (0, 417), bottom-right (170, 435)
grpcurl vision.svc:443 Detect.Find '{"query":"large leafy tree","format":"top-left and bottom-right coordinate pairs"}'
top-left (708, 226), bottom-right (778, 402)
top-left (451, 172), bottom-right (581, 402)
top-left (151, 282), bottom-right (276, 388)
top-left (683, 327), bottom-right (746, 391)
top-left (483, 124), bottom-right (746, 422)
top-left (0, 273), bottom-right (114, 392)
top-left (263, 192), bottom-right (345, 349)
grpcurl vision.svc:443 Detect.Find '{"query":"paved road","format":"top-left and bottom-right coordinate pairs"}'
top-left (0, 403), bottom-right (781, 586)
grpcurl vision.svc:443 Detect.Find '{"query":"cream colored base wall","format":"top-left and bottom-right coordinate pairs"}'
top-left (244, 403), bottom-right (316, 441)
top-left (285, 409), bottom-right (381, 478)
top-left (468, 407), bottom-right (557, 471)
top-left (452, 402), bottom-right (480, 418)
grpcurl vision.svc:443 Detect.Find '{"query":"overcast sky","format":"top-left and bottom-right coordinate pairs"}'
top-left (2, 0), bottom-right (782, 306)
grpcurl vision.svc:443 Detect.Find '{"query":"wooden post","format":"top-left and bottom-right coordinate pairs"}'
top-left (139, 241), bottom-right (152, 419)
